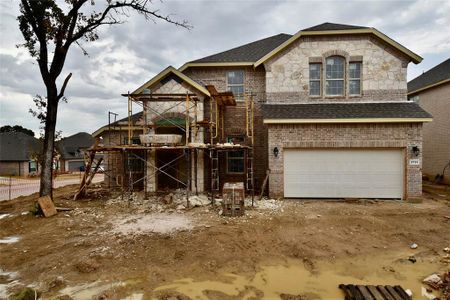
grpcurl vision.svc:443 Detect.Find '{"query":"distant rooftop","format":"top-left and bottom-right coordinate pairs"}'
top-left (408, 58), bottom-right (450, 94)
top-left (0, 132), bottom-right (40, 161)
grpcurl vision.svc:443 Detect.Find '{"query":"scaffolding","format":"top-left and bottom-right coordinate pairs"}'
top-left (76, 86), bottom-right (255, 206)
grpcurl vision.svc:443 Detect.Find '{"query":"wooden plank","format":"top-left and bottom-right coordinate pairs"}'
top-left (37, 196), bottom-right (57, 217)
top-left (55, 207), bottom-right (74, 212)
top-left (205, 85), bottom-right (219, 96)
top-left (377, 286), bottom-right (396, 300)
top-left (348, 285), bottom-right (364, 300)
top-left (366, 286), bottom-right (385, 300)
top-left (338, 284), bottom-right (353, 300)
top-left (357, 285), bottom-right (374, 300)
top-left (393, 286), bottom-right (411, 300)
top-left (259, 170), bottom-right (270, 200)
top-left (385, 286), bottom-right (403, 300)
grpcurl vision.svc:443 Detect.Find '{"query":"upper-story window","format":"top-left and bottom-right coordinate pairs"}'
top-left (349, 62), bottom-right (362, 95)
top-left (325, 56), bottom-right (345, 96)
top-left (227, 70), bottom-right (244, 101)
top-left (309, 63), bottom-right (321, 96)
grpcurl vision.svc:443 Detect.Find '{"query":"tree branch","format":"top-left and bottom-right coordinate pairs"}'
top-left (68, 0), bottom-right (191, 45)
top-left (57, 73), bottom-right (72, 101)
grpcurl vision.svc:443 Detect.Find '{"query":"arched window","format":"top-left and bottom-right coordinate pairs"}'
top-left (325, 56), bottom-right (345, 96)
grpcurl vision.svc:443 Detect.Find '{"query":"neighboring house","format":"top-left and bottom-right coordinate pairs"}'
top-left (408, 58), bottom-right (450, 180)
top-left (95, 22), bottom-right (432, 200)
top-left (56, 132), bottom-right (96, 172)
top-left (0, 132), bottom-right (40, 176)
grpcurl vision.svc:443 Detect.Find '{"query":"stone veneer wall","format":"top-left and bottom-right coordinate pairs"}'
top-left (264, 35), bottom-right (410, 103)
top-left (184, 66), bottom-right (268, 191)
top-left (267, 123), bottom-right (423, 199)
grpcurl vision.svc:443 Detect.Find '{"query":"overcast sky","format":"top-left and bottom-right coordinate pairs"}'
top-left (0, 0), bottom-right (449, 137)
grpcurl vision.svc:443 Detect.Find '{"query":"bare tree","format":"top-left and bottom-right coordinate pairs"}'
top-left (18, 0), bottom-right (190, 198)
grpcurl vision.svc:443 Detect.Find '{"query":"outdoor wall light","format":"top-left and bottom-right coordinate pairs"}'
top-left (412, 145), bottom-right (420, 157)
top-left (273, 147), bottom-right (279, 158)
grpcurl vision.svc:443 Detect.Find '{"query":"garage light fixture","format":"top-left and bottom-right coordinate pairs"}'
top-left (273, 147), bottom-right (279, 158)
top-left (412, 145), bottom-right (420, 157)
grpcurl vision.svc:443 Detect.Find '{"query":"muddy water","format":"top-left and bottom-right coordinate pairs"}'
top-left (153, 251), bottom-right (446, 299)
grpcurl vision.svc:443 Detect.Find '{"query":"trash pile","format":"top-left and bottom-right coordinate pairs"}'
top-left (421, 245), bottom-right (450, 299)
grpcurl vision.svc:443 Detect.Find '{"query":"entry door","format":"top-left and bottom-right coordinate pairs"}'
top-left (283, 149), bottom-right (404, 199)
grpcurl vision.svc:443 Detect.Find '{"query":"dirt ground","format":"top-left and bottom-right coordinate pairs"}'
top-left (1, 182), bottom-right (449, 299)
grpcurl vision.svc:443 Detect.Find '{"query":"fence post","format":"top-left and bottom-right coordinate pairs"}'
top-left (8, 176), bottom-right (12, 201)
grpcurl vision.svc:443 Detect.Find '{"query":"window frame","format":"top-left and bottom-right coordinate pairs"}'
top-left (348, 61), bottom-right (362, 96)
top-left (226, 136), bottom-right (245, 174)
top-left (226, 70), bottom-right (245, 102)
top-left (29, 160), bottom-right (37, 173)
top-left (309, 63), bottom-right (322, 97)
top-left (325, 56), bottom-right (345, 97)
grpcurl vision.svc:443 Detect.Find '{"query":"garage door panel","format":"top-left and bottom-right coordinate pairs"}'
top-left (284, 149), bottom-right (404, 199)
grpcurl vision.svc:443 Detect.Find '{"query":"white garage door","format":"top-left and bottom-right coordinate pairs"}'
top-left (284, 149), bottom-right (404, 199)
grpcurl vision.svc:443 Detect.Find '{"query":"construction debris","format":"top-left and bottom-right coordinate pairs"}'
top-left (37, 195), bottom-right (57, 217)
top-left (339, 284), bottom-right (412, 300)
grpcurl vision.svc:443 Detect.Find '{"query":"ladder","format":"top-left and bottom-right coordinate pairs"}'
top-left (211, 149), bottom-right (219, 191)
top-left (246, 148), bottom-right (254, 198)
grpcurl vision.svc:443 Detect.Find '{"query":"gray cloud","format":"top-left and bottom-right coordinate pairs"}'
top-left (1, 0), bottom-right (449, 136)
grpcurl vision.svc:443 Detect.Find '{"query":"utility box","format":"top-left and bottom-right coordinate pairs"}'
top-left (222, 182), bottom-right (245, 216)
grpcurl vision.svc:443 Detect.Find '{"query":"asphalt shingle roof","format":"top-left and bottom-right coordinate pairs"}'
top-left (262, 102), bottom-right (432, 120)
top-left (56, 132), bottom-right (94, 160)
top-left (0, 132), bottom-right (40, 161)
top-left (189, 23), bottom-right (370, 64)
top-left (408, 58), bottom-right (450, 94)
top-left (190, 33), bottom-right (292, 63)
top-left (302, 22), bottom-right (368, 31)
top-left (111, 111), bottom-right (143, 126)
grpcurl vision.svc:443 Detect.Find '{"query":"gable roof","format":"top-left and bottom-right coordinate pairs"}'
top-left (302, 22), bottom-right (368, 31)
top-left (408, 58), bottom-right (450, 95)
top-left (254, 23), bottom-right (422, 66)
top-left (132, 66), bottom-right (210, 96)
top-left (262, 102), bottom-right (432, 124)
top-left (56, 132), bottom-right (94, 160)
top-left (92, 111), bottom-right (143, 137)
top-left (179, 33), bottom-right (292, 71)
top-left (179, 23), bottom-right (422, 71)
top-left (0, 132), bottom-right (40, 161)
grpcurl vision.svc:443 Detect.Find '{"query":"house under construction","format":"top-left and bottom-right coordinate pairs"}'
top-left (84, 66), bottom-right (256, 204)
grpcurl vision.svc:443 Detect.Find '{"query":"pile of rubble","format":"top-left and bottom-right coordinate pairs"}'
top-left (422, 245), bottom-right (450, 299)
top-left (105, 191), bottom-right (211, 212)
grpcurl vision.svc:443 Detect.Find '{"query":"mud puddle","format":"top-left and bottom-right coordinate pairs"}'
top-left (0, 236), bottom-right (20, 244)
top-left (154, 251), bottom-right (446, 299)
top-left (58, 281), bottom-right (126, 299)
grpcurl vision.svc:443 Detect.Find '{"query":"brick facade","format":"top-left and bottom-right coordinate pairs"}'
top-left (184, 66), bottom-right (268, 191)
top-left (415, 83), bottom-right (450, 178)
top-left (96, 29), bottom-right (426, 199)
top-left (267, 123), bottom-right (423, 199)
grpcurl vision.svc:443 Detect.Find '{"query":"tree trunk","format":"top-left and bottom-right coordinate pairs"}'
top-left (39, 85), bottom-right (59, 198)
